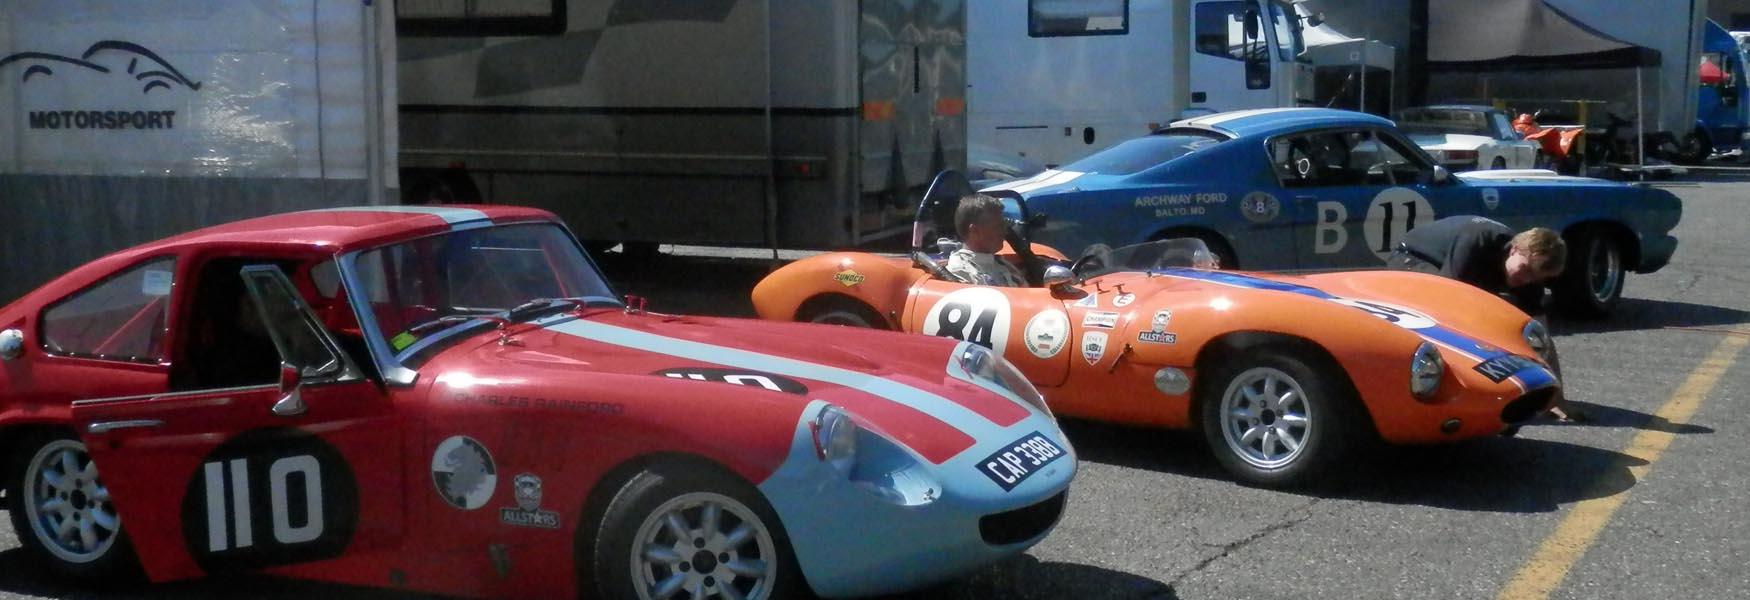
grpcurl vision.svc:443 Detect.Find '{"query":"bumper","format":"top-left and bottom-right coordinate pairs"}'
top-left (1372, 363), bottom-right (1561, 444)
top-left (759, 402), bottom-right (1076, 598)
top-left (1635, 233), bottom-right (1679, 274)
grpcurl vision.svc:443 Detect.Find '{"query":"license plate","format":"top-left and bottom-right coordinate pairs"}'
top-left (978, 431), bottom-right (1067, 491)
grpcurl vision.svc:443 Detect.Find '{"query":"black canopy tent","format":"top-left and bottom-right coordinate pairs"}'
top-left (1413, 0), bottom-right (1672, 171)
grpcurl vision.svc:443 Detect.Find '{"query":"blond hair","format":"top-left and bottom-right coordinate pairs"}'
top-left (1511, 228), bottom-right (1566, 275)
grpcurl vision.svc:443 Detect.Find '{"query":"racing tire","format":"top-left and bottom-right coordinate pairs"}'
top-left (798, 297), bottom-right (885, 329)
top-left (1491, 157), bottom-right (1507, 170)
top-left (591, 464), bottom-right (806, 600)
top-left (1677, 130), bottom-right (1710, 165)
top-left (1199, 349), bottom-right (1361, 488)
top-left (1553, 230), bottom-right (1624, 319)
top-left (6, 432), bottom-right (141, 581)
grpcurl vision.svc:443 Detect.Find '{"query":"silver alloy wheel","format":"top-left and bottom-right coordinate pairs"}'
top-left (809, 309), bottom-right (873, 328)
top-left (1587, 238), bottom-right (1622, 303)
top-left (1219, 367), bottom-right (1314, 469)
top-left (22, 439), bottom-right (121, 564)
top-left (632, 492), bottom-right (778, 600)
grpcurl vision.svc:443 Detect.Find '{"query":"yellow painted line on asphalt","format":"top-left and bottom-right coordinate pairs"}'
top-left (1498, 334), bottom-right (1748, 600)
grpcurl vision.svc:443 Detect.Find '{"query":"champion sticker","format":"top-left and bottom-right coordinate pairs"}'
top-left (1073, 294), bottom-right (1098, 308)
top-left (431, 436), bottom-right (497, 511)
top-left (1081, 331), bottom-right (1108, 365)
top-left (1082, 311), bottom-right (1120, 329)
top-left (1024, 310), bottom-right (1070, 359)
top-left (1112, 293), bottom-right (1136, 307)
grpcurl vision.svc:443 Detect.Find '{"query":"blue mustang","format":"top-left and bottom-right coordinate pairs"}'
top-left (981, 108), bottom-right (1682, 317)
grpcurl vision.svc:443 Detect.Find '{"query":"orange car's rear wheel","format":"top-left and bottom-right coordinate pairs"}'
top-left (1200, 349), bottom-right (1360, 488)
top-left (798, 297), bottom-right (886, 329)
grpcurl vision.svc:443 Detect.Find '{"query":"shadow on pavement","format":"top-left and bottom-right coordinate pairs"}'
top-left (884, 554), bottom-right (1178, 600)
top-left (1554, 298), bottom-right (1750, 335)
top-left (0, 543), bottom-right (423, 600)
top-left (1526, 399), bottom-right (1715, 435)
top-left (1060, 420), bottom-right (1650, 514)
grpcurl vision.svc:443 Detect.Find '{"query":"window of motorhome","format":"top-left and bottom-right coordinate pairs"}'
top-left (397, 0), bottom-right (565, 36)
top-left (1029, 0), bottom-right (1129, 37)
top-left (1195, 2), bottom-right (1252, 61)
top-left (1060, 132), bottom-right (1227, 175)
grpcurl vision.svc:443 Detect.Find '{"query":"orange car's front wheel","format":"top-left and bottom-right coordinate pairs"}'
top-left (1199, 349), bottom-right (1362, 489)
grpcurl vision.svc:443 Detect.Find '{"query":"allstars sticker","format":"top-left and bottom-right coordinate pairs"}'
top-left (432, 436), bottom-right (497, 511)
top-left (1024, 310), bottom-right (1070, 359)
top-left (1081, 331), bottom-right (1108, 365)
top-left (499, 473), bottom-right (561, 529)
top-left (1081, 311), bottom-right (1120, 329)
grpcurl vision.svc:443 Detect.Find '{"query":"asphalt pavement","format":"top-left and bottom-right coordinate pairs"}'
top-left (2, 182), bottom-right (1747, 599)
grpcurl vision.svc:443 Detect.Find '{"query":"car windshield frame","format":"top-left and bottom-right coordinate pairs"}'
top-left (335, 220), bottom-right (620, 385)
top-left (1059, 129), bottom-right (1231, 176)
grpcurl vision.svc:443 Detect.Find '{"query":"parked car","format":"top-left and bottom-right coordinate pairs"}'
top-left (982, 108), bottom-right (1682, 317)
top-left (750, 173), bottom-right (1561, 488)
top-left (1396, 105), bottom-right (1544, 170)
top-left (0, 205), bottom-right (1075, 599)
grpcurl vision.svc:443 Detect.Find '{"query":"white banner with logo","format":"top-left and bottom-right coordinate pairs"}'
top-left (0, 0), bottom-right (374, 178)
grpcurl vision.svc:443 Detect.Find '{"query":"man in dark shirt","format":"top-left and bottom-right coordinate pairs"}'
top-left (1387, 216), bottom-right (1565, 315)
top-left (1386, 215), bottom-right (1578, 420)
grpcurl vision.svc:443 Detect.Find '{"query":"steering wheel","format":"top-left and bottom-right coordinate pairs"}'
top-left (1003, 219), bottom-right (1046, 287)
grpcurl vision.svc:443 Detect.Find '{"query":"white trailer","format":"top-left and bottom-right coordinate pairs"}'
top-left (0, 0), bottom-right (397, 302)
top-left (968, 0), bottom-right (1316, 170)
top-left (394, 0), bottom-right (966, 249)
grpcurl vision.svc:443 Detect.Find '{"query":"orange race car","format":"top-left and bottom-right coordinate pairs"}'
top-left (752, 173), bottom-right (1561, 488)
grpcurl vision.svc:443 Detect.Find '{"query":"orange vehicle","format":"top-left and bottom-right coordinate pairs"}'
top-left (1514, 112), bottom-right (1587, 172)
top-left (751, 173), bottom-right (1561, 487)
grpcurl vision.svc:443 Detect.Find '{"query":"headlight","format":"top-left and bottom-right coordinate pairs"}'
top-left (1523, 319), bottom-right (1554, 362)
top-left (1410, 342), bottom-right (1444, 400)
top-left (958, 344), bottom-right (1053, 417)
top-left (811, 405), bottom-right (858, 475)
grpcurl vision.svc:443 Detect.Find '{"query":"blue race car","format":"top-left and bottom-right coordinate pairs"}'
top-left (981, 108), bottom-right (1682, 317)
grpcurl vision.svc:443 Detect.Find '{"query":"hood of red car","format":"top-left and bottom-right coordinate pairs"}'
top-left (423, 309), bottom-right (1035, 463)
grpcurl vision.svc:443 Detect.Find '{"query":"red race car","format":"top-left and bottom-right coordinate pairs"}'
top-left (0, 205), bottom-right (1075, 599)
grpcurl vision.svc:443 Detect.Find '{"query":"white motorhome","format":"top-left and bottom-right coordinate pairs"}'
top-left (395, 0), bottom-right (965, 249)
top-left (0, 0), bottom-right (396, 302)
top-left (969, 0), bottom-right (1315, 169)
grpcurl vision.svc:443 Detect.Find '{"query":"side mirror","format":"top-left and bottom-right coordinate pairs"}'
top-left (1243, 9), bottom-right (1260, 40)
top-left (1432, 165), bottom-right (1451, 184)
top-left (0, 328), bottom-right (21, 361)
top-left (1043, 265), bottom-right (1076, 291)
top-left (273, 362), bottom-right (307, 417)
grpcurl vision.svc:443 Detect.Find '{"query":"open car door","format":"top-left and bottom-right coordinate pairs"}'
top-left (70, 265), bottom-right (403, 582)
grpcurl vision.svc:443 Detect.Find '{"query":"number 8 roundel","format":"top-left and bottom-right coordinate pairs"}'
top-left (921, 287), bottom-right (1013, 352)
top-left (179, 428), bottom-right (359, 574)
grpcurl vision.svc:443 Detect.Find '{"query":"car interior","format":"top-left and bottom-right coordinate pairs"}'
top-left (170, 257), bottom-right (375, 392)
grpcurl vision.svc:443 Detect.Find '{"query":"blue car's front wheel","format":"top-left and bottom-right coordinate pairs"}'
top-left (1554, 231), bottom-right (1625, 319)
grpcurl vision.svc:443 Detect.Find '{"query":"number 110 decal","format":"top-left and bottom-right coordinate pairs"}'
top-left (180, 429), bottom-right (358, 573)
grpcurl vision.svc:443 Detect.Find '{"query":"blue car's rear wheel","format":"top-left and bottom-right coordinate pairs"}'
top-left (1554, 230), bottom-right (1624, 319)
